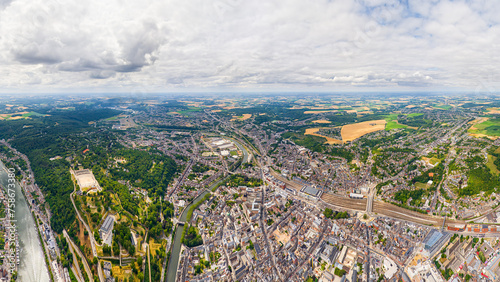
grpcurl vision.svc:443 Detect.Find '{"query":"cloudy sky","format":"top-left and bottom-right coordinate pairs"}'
top-left (0, 0), bottom-right (498, 93)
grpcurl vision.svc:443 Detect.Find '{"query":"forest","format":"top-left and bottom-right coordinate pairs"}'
top-left (460, 165), bottom-right (499, 196)
top-left (226, 174), bottom-right (263, 187)
top-left (111, 149), bottom-right (177, 198)
top-left (0, 108), bottom-right (120, 233)
top-left (182, 225), bottom-right (203, 247)
top-left (113, 222), bottom-right (135, 256)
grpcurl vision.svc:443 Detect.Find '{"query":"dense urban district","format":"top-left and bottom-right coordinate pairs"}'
top-left (2, 93), bottom-right (500, 282)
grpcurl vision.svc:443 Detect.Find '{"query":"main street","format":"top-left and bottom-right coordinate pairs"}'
top-left (259, 167), bottom-right (283, 281)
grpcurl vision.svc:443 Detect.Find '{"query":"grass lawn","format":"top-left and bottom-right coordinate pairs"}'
top-left (429, 157), bottom-right (441, 166)
top-left (384, 113), bottom-right (399, 121)
top-left (407, 113), bottom-right (423, 118)
top-left (112, 265), bottom-right (133, 282)
top-left (421, 156), bottom-right (441, 166)
top-left (415, 182), bottom-right (429, 189)
top-left (385, 121), bottom-right (407, 130)
top-left (148, 238), bottom-right (164, 255)
top-left (105, 116), bottom-right (120, 121)
top-left (486, 154), bottom-right (500, 175)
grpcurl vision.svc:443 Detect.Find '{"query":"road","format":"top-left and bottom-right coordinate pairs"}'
top-left (63, 229), bottom-right (85, 282)
top-left (167, 159), bottom-right (193, 197)
top-left (69, 188), bottom-right (105, 282)
top-left (259, 167), bottom-right (283, 281)
top-left (148, 245), bottom-right (152, 282)
top-left (70, 187), bottom-right (98, 258)
top-left (63, 229), bottom-right (94, 282)
top-left (284, 219), bottom-right (329, 280)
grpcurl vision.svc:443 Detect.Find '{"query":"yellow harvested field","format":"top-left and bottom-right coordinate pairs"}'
top-left (312, 120), bottom-right (331, 124)
top-left (230, 114), bottom-right (252, 121)
top-left (341, 120), bottom-right (387, 142)
top-left (304, 128), bottom-right (342, 144)
top-left (211, 110), bottom-right (222, 112)
top-left (304, 110), bottom-right (337, 114)
top-left (356, 111), bottom-right (373, 115)
top-left (487, 108), bottom-right (500, 114)
top-left (0, 111), bottom-right (30, 120)
top-left (469, 133), bottom-right (498, 140)
top-left (468, 117), bottom-right (489, 130)
top-left (405, 105), bottom-right (417, 108)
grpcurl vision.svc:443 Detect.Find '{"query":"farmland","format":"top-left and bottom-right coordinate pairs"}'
top-left (341, 120), bottom-right (387, 142)
top-left (468, 117), bottom-right (500, 138)
top-left (311, 120), bottom-right (331, 124)
top-left (230, 114), bottom-right (252, 121)
top-left (304, 128), bottom-right (342, 144)
top-left (0, 111), bottom-right (46, 120)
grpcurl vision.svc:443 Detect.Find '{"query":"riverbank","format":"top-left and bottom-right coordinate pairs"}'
top-left (0, 160), bottom-right (51, 282)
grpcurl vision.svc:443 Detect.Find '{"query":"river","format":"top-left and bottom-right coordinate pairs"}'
top-left (165, 137), bottom-right (249, 282)
top-left (0, 161), bottom-right (50, 282)
top-left (166, 175), bottom-right (230, 282)
top-left (165, 189), bottom-right (211, 282)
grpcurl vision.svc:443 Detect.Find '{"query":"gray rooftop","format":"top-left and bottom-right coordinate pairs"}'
top-left (100, 216), bottom-right (114, 233)
top-left (301, 185), bottom-right (322, 197)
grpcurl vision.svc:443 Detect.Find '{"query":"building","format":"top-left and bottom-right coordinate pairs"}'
top-left (99, 215), bottom-right (115, 246)
top-left (299, 185), bottom-right (323, 201)
top-left (423, 229), bottom-right (450, 256)
top-left (383, 257), bottom-right (398, 279)
top-left (71, 168), bottom-right (102, 193)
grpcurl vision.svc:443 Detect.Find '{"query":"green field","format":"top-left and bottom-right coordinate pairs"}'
top-left (383, 113), bottom-right (420, 130)
top-left (428, 157), bottom-right (441, 166)
top-left (486, 154), bottom-right (500, 175)
top-left (0, 111), bottom-right (45, 120)
top-left (433, 105), bottom-right (452, 110)
top-left (105, 116), bottom-right (120, 121)
top-left (407, 113), bottom-right (423, 118)
top-left (384, 113), bottom-right (399, 121)
top-left (469, 118), bottom-right (500, 136)
top-left (22, 112), bottom-right (45, 117)
top-left (414, 182), bottom-right (429, 189)
top-left (385, 121), bottom-right (407, 130)
top-left (178, 107), bottom-right (202, 115)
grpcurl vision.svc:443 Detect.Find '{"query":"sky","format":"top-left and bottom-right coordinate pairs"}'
top-left (0, 0), bottom-right (499, 93)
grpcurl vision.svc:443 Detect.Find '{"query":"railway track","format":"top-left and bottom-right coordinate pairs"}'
top-left (321, 192), bottom-right (466, 227)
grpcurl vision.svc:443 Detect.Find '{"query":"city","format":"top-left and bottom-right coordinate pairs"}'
top-left (1, 94), bottom-right (500, 281)
top-left (0, 1), bottom-right (499, 281)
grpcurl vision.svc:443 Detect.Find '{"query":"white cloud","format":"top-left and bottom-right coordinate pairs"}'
top-left (0, 0), bottom-right (499, 92)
